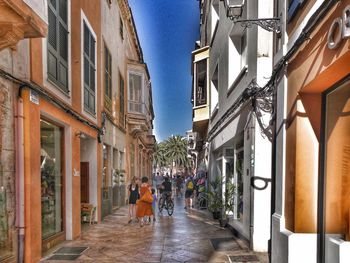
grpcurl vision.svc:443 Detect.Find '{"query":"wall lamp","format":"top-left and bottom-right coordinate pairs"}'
top-left (76, 131), bottom-right (87, 139)
top-left (223, 0), bottom-right (281, 36)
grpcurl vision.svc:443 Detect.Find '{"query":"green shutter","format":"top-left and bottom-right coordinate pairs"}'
top-left (47, 0), bottom-right (69, 92)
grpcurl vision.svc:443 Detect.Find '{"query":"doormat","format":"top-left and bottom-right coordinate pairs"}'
top-left (53, 246), bottom-right (88, 255)
top-left (47, 254), bottom-right (81, 260)
top-left (228, 255), bottom-right (259, 262)
top-left (210, 237), bottom-right (240, 251)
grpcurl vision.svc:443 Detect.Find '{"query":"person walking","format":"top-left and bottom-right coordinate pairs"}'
top-left (184, 175), bottom-right (194, 210)
top-left (155, 172), bottom-right (163, 195)
top-left (151, 188), bottom-right (157, 222)
top-left (128, 177), bottom-right (139, 223)
top-left (136, 176), bottom-right (153, 227)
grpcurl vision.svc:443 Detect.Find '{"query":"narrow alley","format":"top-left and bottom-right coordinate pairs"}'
top-left (41, 197), bottom-right (267, 263)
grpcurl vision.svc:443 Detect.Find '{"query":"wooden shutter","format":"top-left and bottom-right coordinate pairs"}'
top-left (47, 0), bottom-right (68, 92)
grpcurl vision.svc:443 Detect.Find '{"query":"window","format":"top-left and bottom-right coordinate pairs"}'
top-left (234, 141), bottom-right (244, 222)
top-left (320, 80), bottom-right (350, 261)
top-left (288, 0), bottom-right (304, 21)
top-left (83, 22), bottom-right (96, 114)
top-left (228, 32), bottom-right (247, 90)
top-left (47, 0), bottom-right (69, 92)
top-left (194, 59), bottom-right (207, 107)
top-left (119, 73), bottom-right (125, 126)
top-left (120, 17), bottom-right (124, 40)
top-left (104, 45), bottom-right (112, 112)
top-left (40, 119), bottom-right (63, 240)
top-left (128, 72), bottom-right (143, 113)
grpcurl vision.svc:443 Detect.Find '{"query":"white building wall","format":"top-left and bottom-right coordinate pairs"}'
top-left (204, 0), bottom-right (273, 252)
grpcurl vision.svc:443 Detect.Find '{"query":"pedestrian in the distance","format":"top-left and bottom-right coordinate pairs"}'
top-left (128, 177), bottom-right (139, 223)
top-left (136, 176), bottom-right (153, 227)
top-left (151, 188), bottom-right (157, 222)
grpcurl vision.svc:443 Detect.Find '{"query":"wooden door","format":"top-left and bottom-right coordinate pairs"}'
top-left (80, 162), bottom-right (89, 203)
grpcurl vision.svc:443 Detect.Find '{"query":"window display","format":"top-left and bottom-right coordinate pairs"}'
top-left (40, 120), bottom-right (63, 240)
top-left (0, 185), bottom-right (10, 258)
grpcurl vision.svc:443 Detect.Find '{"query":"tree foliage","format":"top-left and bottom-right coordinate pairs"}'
top-left (153, 135), bottom-right (191, 170)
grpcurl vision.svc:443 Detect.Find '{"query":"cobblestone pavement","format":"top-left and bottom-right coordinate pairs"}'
top-left (41, 197), bottom-right (268, 263)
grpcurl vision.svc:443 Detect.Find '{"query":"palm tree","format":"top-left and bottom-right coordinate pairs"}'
top-left (164, 135), bottom-right (191, 173)
top-left (153, 141), bottom-right (169, 170)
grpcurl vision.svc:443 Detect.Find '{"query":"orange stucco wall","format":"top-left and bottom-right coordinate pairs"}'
top-left (285, 0), bottom-right (350, 233)
top-left (25, 0), bottom-right (102, 261)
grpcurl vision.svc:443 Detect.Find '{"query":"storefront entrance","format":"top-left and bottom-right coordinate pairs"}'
top-left (40, 119), bottom-right (64, 242)
top-left (319, 77), bottom-right (350, 262)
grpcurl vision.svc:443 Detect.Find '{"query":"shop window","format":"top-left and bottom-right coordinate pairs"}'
top-left (0, 171), bottom-right (11, 259)
top-left (40, 119), bottom-right (63, 240)
top-left (234, 138), bottom-right (244, 222)
top-left (228, 32), bottom-right (247, 91)
top-left (47, 0), bottom-right (69, 93)
top-left (102, 145), bottom-right (109, 200)
top-left (194, 59), bottom-right (208, 107)
top-left (83, 21), bottom-right (96, 115)
top-left (128, 72), bottom-right (143, 114)
top-left (321, 80), bottom-right (350, 261)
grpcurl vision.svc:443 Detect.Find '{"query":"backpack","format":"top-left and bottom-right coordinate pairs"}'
top-left (187, 180), bottom-right (194, 190)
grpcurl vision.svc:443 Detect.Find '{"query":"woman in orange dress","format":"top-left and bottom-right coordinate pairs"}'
top-left (136, 176), bottom-right (153, 227)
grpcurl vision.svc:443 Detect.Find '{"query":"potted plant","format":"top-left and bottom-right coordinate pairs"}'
top-left (207, 176), bottom-right (223, 219)
top-left (219, 179), bottom-right (235, 227)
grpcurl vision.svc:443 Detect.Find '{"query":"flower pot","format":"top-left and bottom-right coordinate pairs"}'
top-left (219, 218), bottom-right (228, 227)
top-left (212, 211), bottom-right (221, 219)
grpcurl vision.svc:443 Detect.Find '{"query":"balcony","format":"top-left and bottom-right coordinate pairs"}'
top-left (192, 46), bottom-right (210, 139)
top-left (0, 0), bottom-right (47, 50)
top-left (127, 101), bottom-right (152, 138)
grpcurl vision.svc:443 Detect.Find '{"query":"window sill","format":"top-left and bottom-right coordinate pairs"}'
top-left (193, 104), bottom-right (208, 110)
top-left (227, 65), bottom-right (248, 97)
top-left (47, 77), bottom-right (70, 98)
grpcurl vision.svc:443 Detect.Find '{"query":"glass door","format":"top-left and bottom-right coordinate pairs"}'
top-left (320, 79), bottom-right (350, 262)
top-left (40, 120), bottom-right (63, 240)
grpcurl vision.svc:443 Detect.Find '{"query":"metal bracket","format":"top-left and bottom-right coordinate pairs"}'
top-left (250, 176), bottom-right (272, 190)
top-left (237, 18), bottom-right (281, 36)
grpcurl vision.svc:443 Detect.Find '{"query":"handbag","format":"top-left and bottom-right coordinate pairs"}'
top-left (140, 190), bottom-right (153, 204)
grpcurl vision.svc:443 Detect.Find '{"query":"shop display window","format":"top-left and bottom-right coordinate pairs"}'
top-left (0, 183), bottom-right (11, 259)
top-left (40, 120), bottom-right (63, 240)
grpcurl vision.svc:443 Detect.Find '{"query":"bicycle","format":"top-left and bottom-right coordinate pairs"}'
top-left (158, 192), bottom-right (174, 216)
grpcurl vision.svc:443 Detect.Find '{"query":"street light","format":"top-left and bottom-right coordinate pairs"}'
top-left (223, 0), bottom-right (281, 36)
top-left (223, 0), bottom-right (245, 19)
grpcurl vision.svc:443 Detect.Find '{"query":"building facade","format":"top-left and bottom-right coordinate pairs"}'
top-left (0, 1), bottom-right (47, 262)
top-left (192, 0), bottom-right (274, 252)
top-left (272, 0), bottom-right (350, 262)
top-left (0, 0), bottom-right (154, 262)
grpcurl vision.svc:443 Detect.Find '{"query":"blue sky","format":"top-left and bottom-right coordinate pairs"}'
top-left (128, 0), bottom-right (199, 142)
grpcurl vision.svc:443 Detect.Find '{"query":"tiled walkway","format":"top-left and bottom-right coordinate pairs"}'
top-left (41, 197), bottom-right (268, 263)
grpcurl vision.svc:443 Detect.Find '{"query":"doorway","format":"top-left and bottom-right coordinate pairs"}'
top-left (80, 162), bottom-right (89, 203)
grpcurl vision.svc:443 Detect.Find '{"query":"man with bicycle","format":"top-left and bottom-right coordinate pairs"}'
top-left (160, 176), bottom-right (172, 208)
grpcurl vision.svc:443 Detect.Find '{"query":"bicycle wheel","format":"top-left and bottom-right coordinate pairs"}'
top-left (167, 200), bottom-right (174, 216)
top-left (158, 197), bottom-right (164, 213)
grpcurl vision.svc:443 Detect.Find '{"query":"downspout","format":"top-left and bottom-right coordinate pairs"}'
top-left (249, 112), bottom-right (256, 250)
top-left (16, 86), bottom-right (25, 263)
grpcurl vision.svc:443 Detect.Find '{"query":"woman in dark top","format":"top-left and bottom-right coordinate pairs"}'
top-left (128, 177), bottom-right (139, 223)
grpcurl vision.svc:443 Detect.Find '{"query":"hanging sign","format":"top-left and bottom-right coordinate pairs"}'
top-left (327, 5), bottom-right (350, 49)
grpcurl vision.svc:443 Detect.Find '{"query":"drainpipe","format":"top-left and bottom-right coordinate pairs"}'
top-left (249, 113), bottom-right (256, 250)
top-left (16, 86), bottom-right (25, 263)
